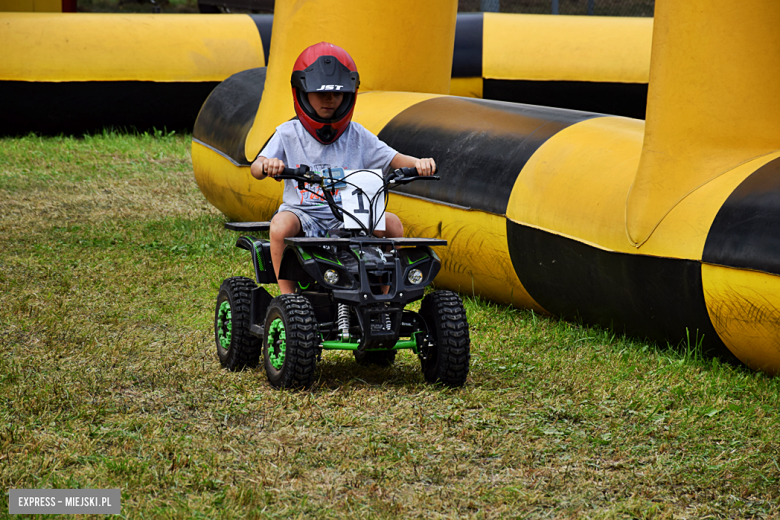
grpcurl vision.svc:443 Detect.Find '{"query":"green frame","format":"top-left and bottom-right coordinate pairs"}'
top-left (320, 331), bottom-right (424, 353)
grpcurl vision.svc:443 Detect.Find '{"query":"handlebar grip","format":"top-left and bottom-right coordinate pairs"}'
top-left (260, 164), bottom-right (310, 177)
top-left (389, 168), bottom-right (440, 185)
top-left (394, 167), bottom-right (439, 179)
top-left (273, 165), bottom-right (322, 189)
top-left (281, 165), bottom-right (310, 176)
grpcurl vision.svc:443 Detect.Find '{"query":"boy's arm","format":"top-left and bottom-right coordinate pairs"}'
top-left (251, 156), bottom-right (287, 180)
top-left (389, 153), bottom-right (437, 176)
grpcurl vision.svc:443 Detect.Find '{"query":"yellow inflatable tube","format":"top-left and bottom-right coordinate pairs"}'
top-left (451, 12), bottom-right (652, 119)
top-left (0, 12), bottom-right (268, 134)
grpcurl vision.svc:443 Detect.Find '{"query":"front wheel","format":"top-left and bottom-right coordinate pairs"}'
top-left (263, 294), bottom-right (319, 389)
top-left (419, 291), bottom-right (470, 387)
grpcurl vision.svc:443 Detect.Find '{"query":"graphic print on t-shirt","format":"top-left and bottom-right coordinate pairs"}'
top-left (297, 164), bottom-right (342, 206)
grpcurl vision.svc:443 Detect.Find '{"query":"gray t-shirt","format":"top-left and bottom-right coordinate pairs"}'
top-left (258, 120), bottom-right (398, 224)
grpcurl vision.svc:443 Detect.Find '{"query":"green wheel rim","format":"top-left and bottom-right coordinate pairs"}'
top-left (217, 300), bottom-right (232, 350)
top-left (267, 318), bottom-right (287, 370)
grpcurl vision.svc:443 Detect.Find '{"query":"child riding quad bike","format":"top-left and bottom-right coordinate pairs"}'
top-left (214, 165), bottom-right (470, 389)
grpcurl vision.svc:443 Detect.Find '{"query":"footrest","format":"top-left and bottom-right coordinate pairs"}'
top-left (250, 324), bottom-right (264, 337)
top-left (225, 222), bottom-right (271, 232)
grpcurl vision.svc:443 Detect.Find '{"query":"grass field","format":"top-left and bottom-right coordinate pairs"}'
top-left (1, 132), bottom-right (779, 519)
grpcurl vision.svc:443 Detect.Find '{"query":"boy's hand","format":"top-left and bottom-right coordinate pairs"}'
top-left (262, 158), bottom-right (286, 179)
top-left (251, 157), bottom-right (286, 180)
top-left (415, 158), bottom-right (436, 176)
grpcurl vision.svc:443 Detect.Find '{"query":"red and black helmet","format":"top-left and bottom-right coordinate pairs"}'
top-left (291, 42), bottom-right (360, 144)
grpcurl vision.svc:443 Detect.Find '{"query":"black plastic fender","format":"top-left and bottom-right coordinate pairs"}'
top-left (279, 245), bottom-right (318, 288)
top-left (235, 236), bottom-right (277, 285)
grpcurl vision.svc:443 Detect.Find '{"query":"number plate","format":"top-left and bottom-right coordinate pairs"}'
top-left (340, 169), bottom-right (385, 231)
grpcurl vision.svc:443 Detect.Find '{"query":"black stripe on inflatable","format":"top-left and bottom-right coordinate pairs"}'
top-left (506, 221), bottom-right (735, 359)
top-left (484, 79), bottom-right (648, 120)
top-left (703, 156), bottom-right (780, 275)
top-left (249, 14), bottom-right (273, 64)
top-left (452, 12), bottom-right (483, 78)
top-left (0, 80), bottom-right (219, 136)
top-left (193, 67), bottom-right (266, 166)
top-left (377, 97), bottom-right (600, 215)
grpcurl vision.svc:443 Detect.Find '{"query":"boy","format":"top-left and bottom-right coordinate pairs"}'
top-left (251, 42), bottom-right (436, 294)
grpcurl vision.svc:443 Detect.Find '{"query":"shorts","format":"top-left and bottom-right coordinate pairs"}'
top-left (277, 204), bottom-right (343, 238)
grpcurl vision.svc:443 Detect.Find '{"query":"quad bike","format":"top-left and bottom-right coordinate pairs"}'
top-left (214, 165), bottom-right (470, 389)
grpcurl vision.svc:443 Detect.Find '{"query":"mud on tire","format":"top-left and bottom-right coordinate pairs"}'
top-left (263, 294), bottom-right (319, 389)
top-left (215, 276), bottom-right (262, 371)
top-left (419, 290), bottom-right (470, 386)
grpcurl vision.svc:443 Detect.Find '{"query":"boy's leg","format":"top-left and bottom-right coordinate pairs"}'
top-left (374, 213), bottom-right (403, 238)
top-left (270, 211), bottom-right (302, 294)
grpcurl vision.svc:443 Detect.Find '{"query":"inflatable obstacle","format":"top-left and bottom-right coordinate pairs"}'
top-left (193, 0), bottom-right (780, 375)
top-left (0, 13), bottom-right (271, 135)
top-left (450, 12), bottom-right (652, 119)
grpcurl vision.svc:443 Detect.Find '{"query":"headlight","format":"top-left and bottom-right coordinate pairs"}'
top-left (407, 268), bottom-right (424, 285)
top-left (324, 269), bottom-right (340, 284)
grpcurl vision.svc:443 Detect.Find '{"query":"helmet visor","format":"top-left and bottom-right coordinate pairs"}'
top-left (291, 54), bottom-right (359, 94)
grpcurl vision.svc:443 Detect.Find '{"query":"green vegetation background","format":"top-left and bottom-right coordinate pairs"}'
top-left (0, 132), bottom-right (777, 518)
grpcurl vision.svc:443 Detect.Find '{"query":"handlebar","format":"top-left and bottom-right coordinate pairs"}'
top-left (276, 165), bottom-right (313, 179)
top-left (389, 167), bottom-right (440, 185)
top-left (262, 163), bottom-right (440, 236)
top-left (274, 165), bottom-right (321, 190)
top-left (269, 164), bottom-right (439, 186)
top-left (396, 167), bottom-right (418, 178)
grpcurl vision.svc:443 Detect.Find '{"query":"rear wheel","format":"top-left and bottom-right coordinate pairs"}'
top-left (215, 277), bottom-right (262, 371)
top-left (419, 291), bottom-right (470, 386)
top-left (263, 294), bottom-right (319, 389)
top-left (354, 349), bottom-right (397, 367)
